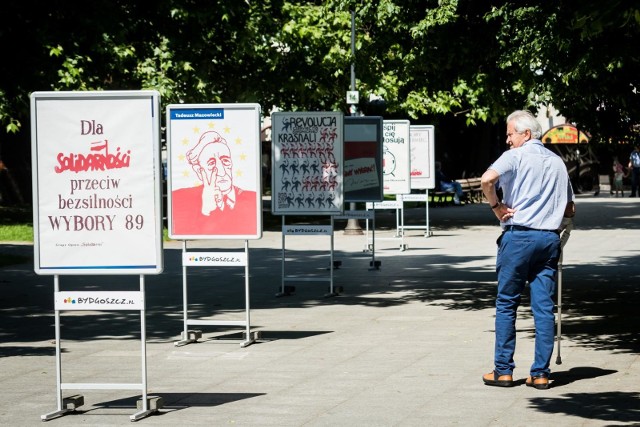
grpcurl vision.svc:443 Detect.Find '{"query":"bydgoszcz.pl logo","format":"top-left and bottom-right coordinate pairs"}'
top-left (63, 296), bottom-right (135, 306)
top-left (188, 255), bottom-right (242, 263)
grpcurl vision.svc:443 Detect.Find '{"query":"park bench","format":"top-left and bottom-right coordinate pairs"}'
top-left (456, 177), bottom-right (484, 204)
top-left (427, 177), bottom-right (484, 206)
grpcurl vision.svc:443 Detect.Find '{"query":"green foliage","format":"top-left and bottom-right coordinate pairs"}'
top-left (487, 1), bottom-right (640, 143)
top-left (0, 0), bottom-right (637, 146)
top-left (0, 225), bottom-right (33, 242)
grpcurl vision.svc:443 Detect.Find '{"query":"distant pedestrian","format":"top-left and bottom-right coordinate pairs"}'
top-left (435, 161), bottom-right (464, 205)
top-left (480, 110), bottom-right (575, 390)
top-left (627, 145), bottom-right (640, 197)
top-left (612, 157), bottom-right (626, 197)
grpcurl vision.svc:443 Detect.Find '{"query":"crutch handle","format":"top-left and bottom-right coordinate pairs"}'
top-left (560, 217), bottom-right (573, 249)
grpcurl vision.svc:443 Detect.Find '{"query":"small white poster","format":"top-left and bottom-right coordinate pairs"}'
top-left (410, 125), bottom-right (436, 189)
top-left (383, 120), bottom-right (411, 195)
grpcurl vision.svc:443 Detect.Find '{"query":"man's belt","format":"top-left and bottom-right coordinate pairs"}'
top-left (503, 225), bottom-right (559, 235)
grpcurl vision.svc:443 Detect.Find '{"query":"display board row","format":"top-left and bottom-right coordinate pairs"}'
top-left (31, 91), bottom-right (434, 275)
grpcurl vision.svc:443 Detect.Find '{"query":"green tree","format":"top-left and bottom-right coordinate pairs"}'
top-left (487, 0), bottom-right (640, 143)
top-left (1, 0), bottom-right (639, 203)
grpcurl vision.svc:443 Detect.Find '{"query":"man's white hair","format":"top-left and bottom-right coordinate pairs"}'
top-left (507, 110), bottom-right (542, 139)
top-left (186, 131), bottom-right (228, 167)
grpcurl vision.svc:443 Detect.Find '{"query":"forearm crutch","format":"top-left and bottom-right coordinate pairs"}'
top-left (556, 217), bottom-right (573, 365)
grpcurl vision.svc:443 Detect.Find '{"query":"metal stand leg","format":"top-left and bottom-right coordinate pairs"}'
top-left (324, 217), bottom-right (339, 297)
top-left (131, 276), bottom-right (160, 421)
top-left (41, 275), bottom-right (77, 421)
top-left (241, 240), bottom-right (256, 347)
top-left (175, 241), bottom-right (200, 347)
top-left (276, 216), bottom-right (294, 297)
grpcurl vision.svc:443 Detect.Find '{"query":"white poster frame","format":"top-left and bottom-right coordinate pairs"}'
top-left (382, 120), bottom-right (411, 195)
top-left (30, 90), bottom-right (163, 275)
top-left (271, 111), bottom-right (344, 215)
top-left (409, 125), bottom-right (436, 190)
top-left (166, 103), bottom-right (262, 240)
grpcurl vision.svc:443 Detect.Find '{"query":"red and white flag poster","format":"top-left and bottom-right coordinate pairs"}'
top-left (30, 91), bottom-right (163, 275)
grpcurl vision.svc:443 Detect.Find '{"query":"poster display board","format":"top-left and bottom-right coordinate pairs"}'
top-left (383, 120), bottom-right (411, 195)
top-left (344, 116), bottom-right (383, 202)
top-left (271, 111), bottom-right (344, 215)
top-left (30, 91), bottom-right (163, 275)
top-left (166, 104), bottom-right (262, 240)
top-left (409, 125), bottom-right (436, 190)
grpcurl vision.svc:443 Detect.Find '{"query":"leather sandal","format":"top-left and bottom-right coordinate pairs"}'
top-left (526, 374), bottom-right (550, 390)
top-left (482, 370), bottom-right (514, 387)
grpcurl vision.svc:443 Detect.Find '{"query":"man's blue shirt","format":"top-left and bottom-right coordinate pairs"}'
top-left (489, 139), bottom-right (574, 230)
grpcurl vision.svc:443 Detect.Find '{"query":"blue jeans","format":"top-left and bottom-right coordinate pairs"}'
top-left (494, 229), bottom-right (560, 377)
top-left (441, 181), bottom-right (464, 198)
top-left (631, 167), bottom-right (640, 196)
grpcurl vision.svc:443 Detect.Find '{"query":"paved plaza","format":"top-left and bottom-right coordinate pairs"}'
top-left (0, 195), bottom-right (639, 426)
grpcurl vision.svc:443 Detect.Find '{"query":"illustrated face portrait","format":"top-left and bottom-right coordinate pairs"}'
top-left (197, 142), bottom-right (233, 193)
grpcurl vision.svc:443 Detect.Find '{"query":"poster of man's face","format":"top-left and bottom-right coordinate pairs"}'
top-left (196, 139), bottom-right (234, 192)
top-left (166, 104), bottom-right (262, 240)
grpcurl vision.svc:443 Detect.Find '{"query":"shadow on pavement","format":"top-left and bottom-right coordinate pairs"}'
top-left (1, 198), bottom-right (639, 357)
top-left (528, 390), bottom-right (640, 425)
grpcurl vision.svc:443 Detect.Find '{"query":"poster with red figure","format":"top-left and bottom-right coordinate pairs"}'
top-left (30, 91), bottom-right (163, 275)
top-left (166, 104), bottom-right (262, 240)
top-left (271, 112), bottom-right (344, 215)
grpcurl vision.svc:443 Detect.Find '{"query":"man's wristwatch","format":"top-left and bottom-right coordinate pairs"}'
top-left (491, 202), bottom-right (500, 210)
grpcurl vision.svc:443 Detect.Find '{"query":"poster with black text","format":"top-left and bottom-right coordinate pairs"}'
top-left (271, 112), bottom-right (344, 215)
top-left (383, 120), bottom-right (411, 195)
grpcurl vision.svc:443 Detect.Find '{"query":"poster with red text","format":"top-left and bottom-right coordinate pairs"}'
top-left (30, 91), bottom-right (163, 275)
top-left (409, 125), bottom-right (435, 190)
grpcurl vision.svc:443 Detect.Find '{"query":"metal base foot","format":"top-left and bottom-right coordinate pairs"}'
top-left (276, 285), bottom-right (296, 297)
top-left (240, 330), bottom-right (260, 347)
top-left (324, 286), bottom-right (343, 297)
top-left (41, 408), bottom-right (73, 421)
top-left (41, 395), bottom-right (84, 421)
top-left (174, 330), bottom-right (202, 347)
top-left (131, 396), bottom-right (163, 421)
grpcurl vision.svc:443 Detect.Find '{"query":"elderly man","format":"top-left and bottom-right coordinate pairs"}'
top-left (481, 110), bottom-right (575, 390)
top-left (171, 131), bottom-right (258, 236)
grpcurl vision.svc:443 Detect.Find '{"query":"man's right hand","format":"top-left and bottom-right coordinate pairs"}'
top-left (200, 167), bottom-right (223, 216)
